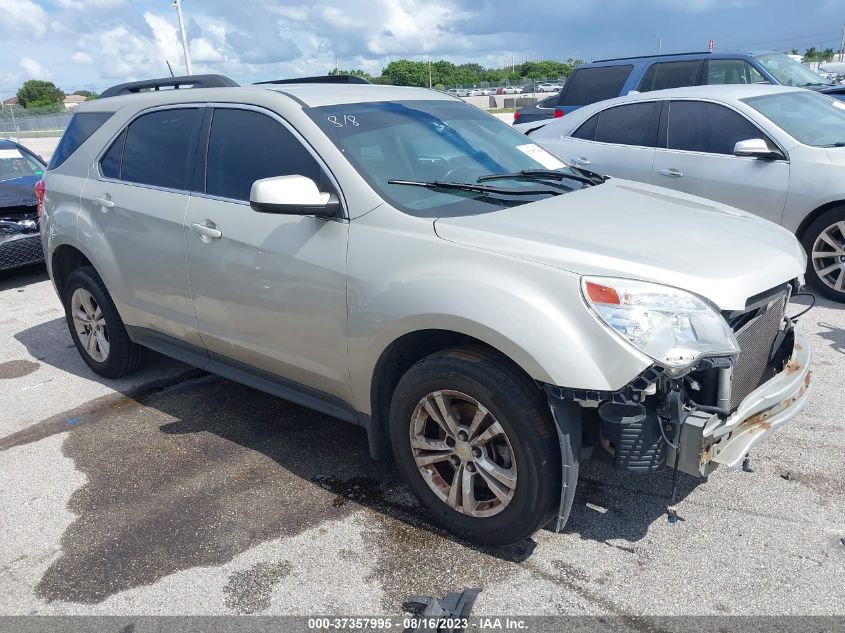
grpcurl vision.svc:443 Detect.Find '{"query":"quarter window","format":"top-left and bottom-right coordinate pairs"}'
top-left (205, 108), bottom-right (324, 201)
top-left (667, 101), bottom-right (768, 155)
top-left (594, 103), bottom-right (659, 147)
top-left (120, 108), bottom-right (202, 190)
top-left (639, 61), bottom-right (702, 92)
top-left (100, 129), bottom-right (125, 180)
top-left (48, 111), bottom-right (113, 170)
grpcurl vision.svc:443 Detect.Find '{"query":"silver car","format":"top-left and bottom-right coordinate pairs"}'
top-left (40, 76), bottom-right (812, 545)
top-left (518, 85), bottom-right (845, 301)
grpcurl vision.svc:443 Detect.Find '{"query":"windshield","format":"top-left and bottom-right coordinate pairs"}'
top-left (307, 100), bottom-right (589, 217)
top-left (742, 90), bottom-right (845, 147)
top-left (753, 53), bottom-right (834, 87)
top-left (0, 146), bottom-right (44, 182)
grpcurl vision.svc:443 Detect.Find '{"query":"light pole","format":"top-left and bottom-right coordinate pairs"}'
top-left (172, 0), bottom-right (193, 75)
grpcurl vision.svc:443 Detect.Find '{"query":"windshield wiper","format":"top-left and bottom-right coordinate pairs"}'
top-left (478, 168), bottom-right (605, 186)
top-left (387, 179), bottom-right (563, 197)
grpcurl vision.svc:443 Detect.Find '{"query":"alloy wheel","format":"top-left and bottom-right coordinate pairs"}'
top-left (811, 220), bottom-right (845, 293)
top-left (409, 389), bottom-right (517, 518)
top-left (71, 288), bottom-right (110, 362)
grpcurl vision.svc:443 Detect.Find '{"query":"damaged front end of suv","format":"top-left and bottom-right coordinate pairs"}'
top-left (544, 276), bottom-right (813, 530)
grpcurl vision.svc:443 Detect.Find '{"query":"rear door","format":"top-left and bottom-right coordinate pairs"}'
top-left (651, 100), bottom-right (789, 223)
top-left (557, 101), bottom-right (660, 182)
top-left (81, 106), bottom-right (204, 346)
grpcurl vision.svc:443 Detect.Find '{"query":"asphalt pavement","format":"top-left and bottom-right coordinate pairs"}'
top-left (0, 263), bottom-right (843, 618)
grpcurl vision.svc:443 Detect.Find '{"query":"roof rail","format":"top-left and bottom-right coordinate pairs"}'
top-left (254, 75), bottom-right (371, 85)
top-left (99, 74), bottom-right (239, 99)
top-left (593, 51), bottom-right (712, 63)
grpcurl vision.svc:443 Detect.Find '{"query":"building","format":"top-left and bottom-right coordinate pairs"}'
top-left (63, 94), bottom-right (87, 109)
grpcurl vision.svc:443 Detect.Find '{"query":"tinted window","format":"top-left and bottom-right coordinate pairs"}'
top-left (595, 103), bottom-right (658, 146)
top-left (707, 59), bottom-right (767, 85)
top-left (205, 109), bottom-right (323, 201)
top-left (560, 66), bottom-right (633, 107)
top-left (572, 113), bottom-right (599, 140)
top-left (121, 108), bottom-right (201, 190)
top-left (743, 90), bottom-right (845, 147)
top-left (47, 112), bottom-right (112, 170)
top-left (537, 95), bottom-right (558, 108)
top-left (100, 129), bottom-right (125, 179)
top-left (639, 61), bottom-right (702, 92)
top-left (667, 101), bottom-right (765, 154)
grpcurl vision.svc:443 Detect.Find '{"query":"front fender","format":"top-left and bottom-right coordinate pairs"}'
top-left (346, 208), bottom-right (650, 414)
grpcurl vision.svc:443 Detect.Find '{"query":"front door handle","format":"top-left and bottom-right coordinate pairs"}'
top-left (93, 195), bottom-right (114, 209)
top-left (191, 220), bottom-right (222, 242)
top-left (570, 157), bottom-right (591, 166)
top-left (658, 168), bottom-right (684, 178)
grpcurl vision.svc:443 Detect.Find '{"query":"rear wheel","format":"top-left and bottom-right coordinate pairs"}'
top-left (62, 266), bottom-right (143, 378)
top-left (803, 207), bottom-right (845, 302)
top-left (389, 347), bottom-right (561, 545)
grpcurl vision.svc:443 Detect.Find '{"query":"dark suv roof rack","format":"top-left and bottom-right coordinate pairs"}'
top-left (99, 74), bottom-right (239, 99)
top-left (254, 75), bottom-right (371, 85)
top-left (593, 51), bottom-right (712, 63)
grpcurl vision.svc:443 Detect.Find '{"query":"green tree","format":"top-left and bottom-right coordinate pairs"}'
top-left (381, 59), bottom-right (429, 86)
top-left (73, 89), bottom-right (97, 98)
top-left (821, 48), bottom-right (835, 62)
top-left (790, 48), bottom-right (799, 55)
top-left (16, 80), bottom-right (65, 108)
top-left (803, 47), bottom-right (818, 62)
top-left (328, 68), bottom-right (374, 81)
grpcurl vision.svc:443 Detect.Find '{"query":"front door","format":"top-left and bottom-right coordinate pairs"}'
top-left (184, 106), bottom-right (350, 401)
top-left (651, 100), bottom-right (789, 224)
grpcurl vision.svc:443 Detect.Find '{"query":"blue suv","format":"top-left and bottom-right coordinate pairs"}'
top-left (547, 51), bottom-right (845, 118)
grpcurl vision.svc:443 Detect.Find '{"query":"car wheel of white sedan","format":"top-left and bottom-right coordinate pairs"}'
top-left (803, 207), bottom-right (845, 302)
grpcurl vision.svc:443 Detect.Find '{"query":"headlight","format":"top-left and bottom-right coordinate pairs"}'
top-left (581, 277), bottom-right (739, 373)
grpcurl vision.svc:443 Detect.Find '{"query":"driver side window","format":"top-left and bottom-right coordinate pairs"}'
top-left (205, 108), bottom-right (327, 201)
top-left (667, 101), bottom-right (774, 155)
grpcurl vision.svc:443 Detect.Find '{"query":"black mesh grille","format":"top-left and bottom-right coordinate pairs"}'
top-left (0, 235), bottom-right (44, 270)
top-left (730, 295), bottom-right (786, 410)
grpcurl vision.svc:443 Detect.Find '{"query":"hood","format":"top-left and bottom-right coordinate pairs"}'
top-left (434, 179), bottom-right (805, 310)
top-left (0, 175), bottom-right (39, 211)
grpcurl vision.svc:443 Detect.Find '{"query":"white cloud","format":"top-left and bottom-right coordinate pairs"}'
top-left (71, 51), bottom-right (94, 64)
top-left (190, 37), bottom-right (224, 63)
top-left (19, 56), bottom-right (52, 80)
top-left (53, 0), bottom-right (124, 9)
top-left (0, 0), bottom-right (48, 38)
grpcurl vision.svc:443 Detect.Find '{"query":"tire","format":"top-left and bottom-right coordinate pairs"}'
top-left (62, 265), bottom-right (144, 378)
top-left (801, 206), bottom-right (845, 302)
top-left (389, 346), bottom-right (561, 546)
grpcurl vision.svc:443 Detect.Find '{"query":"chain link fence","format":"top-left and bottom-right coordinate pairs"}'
top-left (0, 104), bottom-right (73, 141)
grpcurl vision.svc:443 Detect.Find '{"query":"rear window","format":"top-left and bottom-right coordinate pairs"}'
top-left (639, 60), bottom-right (702, 92)
top-left (559, 66), bottom-right (633, 107)
top-left (47, 112), bottom-right (113, 170)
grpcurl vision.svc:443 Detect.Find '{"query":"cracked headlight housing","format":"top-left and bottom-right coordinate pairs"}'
top-left (581, 277), bottom-right (739, 374)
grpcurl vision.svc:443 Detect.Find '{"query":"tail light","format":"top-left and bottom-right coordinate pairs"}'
top-left (34, 179), bottom-right (45, 218)
top-left (553, 109), bottom-right (564, 118)
top-left (513, 111), bottom-right (520, 121)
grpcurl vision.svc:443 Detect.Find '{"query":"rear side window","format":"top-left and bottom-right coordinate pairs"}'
top-left (100, 129), bottom-right (125, 179)
top-left (47, 112), bottom-right (113, 170)
top-left (667, 101), bottom-right (765, 155)
top-left (120, 108), bottom-right (202, 190)
top-left (559, 66), bottom-right (633, 107)
top-left (595, 103), bottom-right (659, 146)
top-left (572, 113), bottom-right (599, 140)
top-left (639, 61), bottom-right (702, 92)
top-left (205, 108), bottom-right (323, 201)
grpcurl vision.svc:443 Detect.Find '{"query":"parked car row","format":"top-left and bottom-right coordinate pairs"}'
top-left (37, 72), bottom-right (814, 546)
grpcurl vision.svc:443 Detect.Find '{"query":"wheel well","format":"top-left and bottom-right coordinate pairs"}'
top-left (795, 201), bottom-right (845, 241)
top-left (51, 245), bottom-right (92, 293)
top-left (369, 329), bottom-right (540, 453)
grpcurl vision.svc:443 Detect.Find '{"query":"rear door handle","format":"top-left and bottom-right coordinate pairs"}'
top-left (191, 220), bottom-right (222, 241)
top-left (570, 157), bottom-right (591, 166)
top-left (658, 168), bottom-right (684, 178)
top-left (93, 195), bottom-right (114, 209)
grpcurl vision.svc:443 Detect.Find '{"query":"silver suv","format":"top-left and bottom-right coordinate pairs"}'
top-left (40, 74), bottom-right (813, 545)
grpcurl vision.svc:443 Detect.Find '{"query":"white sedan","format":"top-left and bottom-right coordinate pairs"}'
top-left (501, 86), bottom-right (522, 94)
top-left (517, 84), bottom-right (845, 301)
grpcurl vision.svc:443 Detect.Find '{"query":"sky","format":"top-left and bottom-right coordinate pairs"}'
top-left (0, 0), bottom-right (844, 95)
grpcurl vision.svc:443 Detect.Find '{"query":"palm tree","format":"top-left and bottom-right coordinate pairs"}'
top-left (821, 48), bottom-right (835, 62)
top-left (791, 48), bottom-right (800, 56)
top-left (803, 47), bottom-right (818, 62)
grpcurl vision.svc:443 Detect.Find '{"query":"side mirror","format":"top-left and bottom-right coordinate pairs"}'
top-left (733, 138), bottom-right (784, 161)
top-left (249, 175), bottom-right (340, 218)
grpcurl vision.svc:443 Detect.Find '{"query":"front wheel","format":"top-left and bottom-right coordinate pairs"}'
top-left (389, 347), bottom-right (561, 546)
top-left (802, 207), bottom-right (845, 302)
